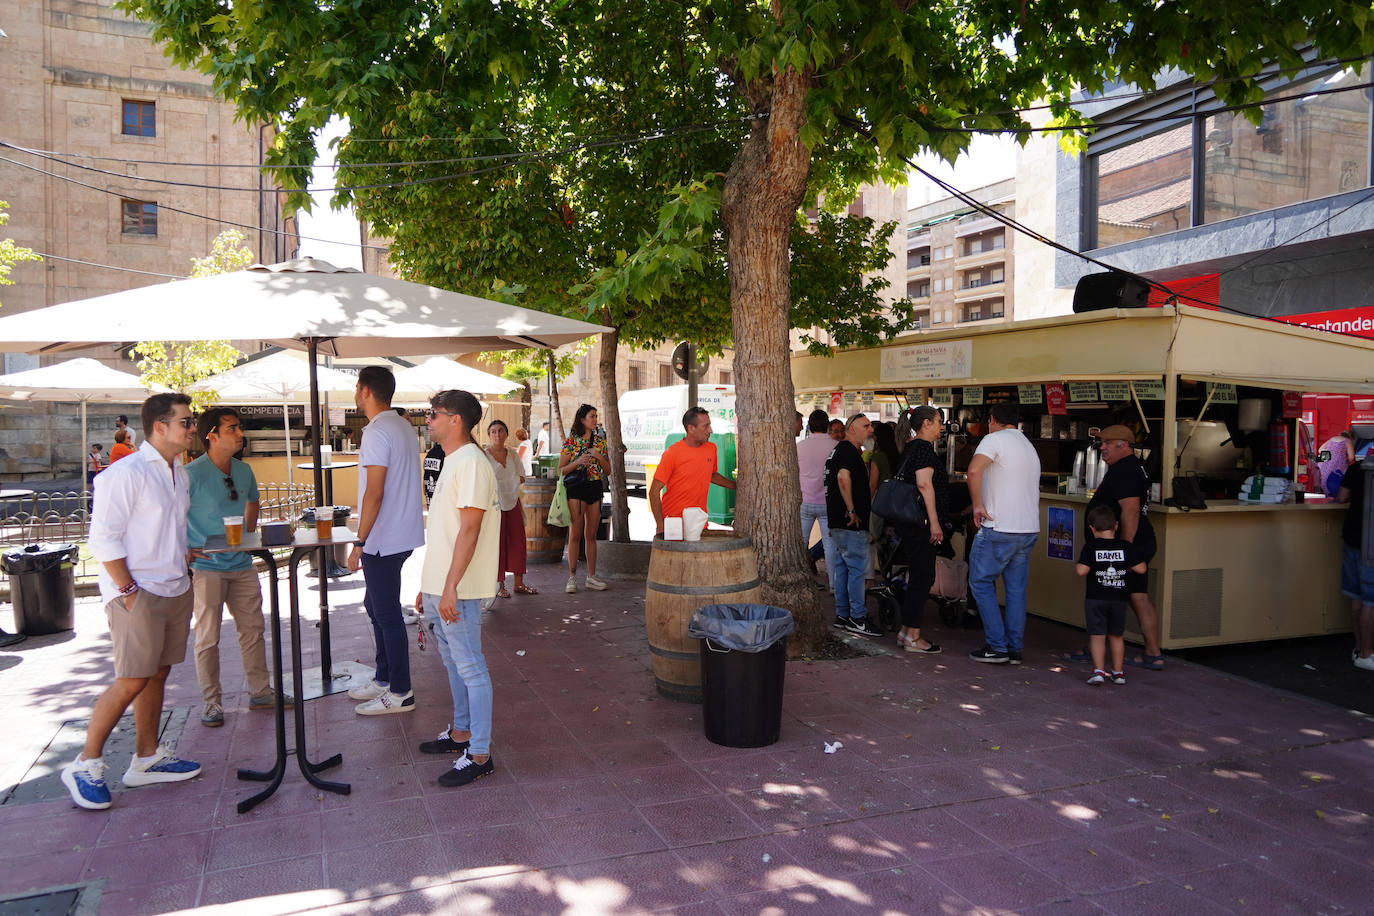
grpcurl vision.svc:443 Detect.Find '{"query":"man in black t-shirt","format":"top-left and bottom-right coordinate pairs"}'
top-left (1336, 460), bottom-right (1374, 671)
top-left (1076, 505), bottom-right (1147, 684)
top-left (1087, 424), bottom-right (1163, 670)
top-left (824, 414), bottom-right (881, 636)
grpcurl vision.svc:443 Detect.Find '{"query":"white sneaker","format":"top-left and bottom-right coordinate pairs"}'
top-left (585, 575), bottom-right (608, 591)
top-left (347, 678), bottom-right (388, 700)
top-left (355, 689), bottom-right (415, 715)
top-left (123, 747), bottom-right (201, 787)
top-left (1355, 655), bottom-right (1374, 672)
top-left (565, 576), bottom-right (578, 594)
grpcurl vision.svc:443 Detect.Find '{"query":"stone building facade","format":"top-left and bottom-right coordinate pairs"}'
top-left (0, 0), bottom-right (291, 480)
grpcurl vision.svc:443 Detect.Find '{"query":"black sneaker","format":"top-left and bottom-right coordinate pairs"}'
top-left (833, 617), bottom-right (853, 630)
top-left (1007, 650), bottom-right (1023, 665)
top-left (843, 617), bottom-right (885, 638)
top-left (438, 752), bottom-right (494, 787)
top-left (969, 646), bottom-right (1010, 663)
top-left (419, 725), bottom-right (469, 755)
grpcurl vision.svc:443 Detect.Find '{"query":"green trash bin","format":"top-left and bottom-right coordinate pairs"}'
top-left (536, 454), bottom-right (560, 478)
top-left (663, 431), bottom-right (737, 525)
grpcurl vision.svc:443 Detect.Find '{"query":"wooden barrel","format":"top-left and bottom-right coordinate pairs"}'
top-left (645, 532), bottom-right (762, 703)
top-left (521, 477), bottom-right (566, 564)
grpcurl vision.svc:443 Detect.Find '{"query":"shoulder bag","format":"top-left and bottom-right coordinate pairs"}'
top-left (872, 478), bottom-right (929, 529)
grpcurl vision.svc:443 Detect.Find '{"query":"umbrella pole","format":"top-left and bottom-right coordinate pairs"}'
top-left (307, 339), bottom-right (325, 504)
top-left (282, 398), bottom-right (293, 490)
top-left (306, 337), bottom-right (336, 685)
top-left (80, 399), bottom-right (89, 499)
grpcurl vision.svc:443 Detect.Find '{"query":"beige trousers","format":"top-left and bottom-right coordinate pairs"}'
top-left (192, 567), bottom-right (270, 705)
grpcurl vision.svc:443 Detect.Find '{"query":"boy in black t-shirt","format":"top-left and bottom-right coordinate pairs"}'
top-left (1075, 505), bottom-right (1147, 685)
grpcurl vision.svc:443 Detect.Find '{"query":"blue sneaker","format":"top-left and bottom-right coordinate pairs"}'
top-left (122, 747), bottom-right (201, 787)
top-left (61, 756), bottom-right (112, 810)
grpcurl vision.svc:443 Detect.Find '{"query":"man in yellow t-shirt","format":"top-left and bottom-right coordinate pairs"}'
top-left (418, 389), bottom-right (501, 788)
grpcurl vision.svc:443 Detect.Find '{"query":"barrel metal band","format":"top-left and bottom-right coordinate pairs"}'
top-left (648, 643), bottom-right (699, 661)
top-left (654, 677), bottom-right (702, 701)
top-left (646, 578), bottom-right (761, 596)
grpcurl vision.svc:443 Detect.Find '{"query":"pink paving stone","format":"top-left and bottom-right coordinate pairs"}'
top-left (837, 865), bottom-right (978, 915)
top-left (499, 745), bottom-right (603, 783)
top-left (0, 848), bottom-right (91, 897)
top-left (862, 807), bottom-right (996, 864)
top-left (770, 823), bottom-right (909, 879)
top-left (519, 775), bottom-right (632, 819)
top-left (1091, 878), bottom-right (1237, 916)
top-left (564, 848), bottom-right (711, 911)
top-left (638, 794), bottom-right (761, 848)
top-left (322, 761), bottom-right (425, 808)
top-left (539, 807), bottom-right (667, 863)
top-left (715, 882), bottom-right (867, 915)
top-left (325, 835), bottom-right (453, 896)
top-left (213, 776), bottom-right (324, 827)
top-left (425, 782), bottom-right (538, 829)
top-left (98, 877), bottom-right (204, 916)
top-left (609, 763), bottom-right (721, 807)
top-left (728, 782), bottom-right (848, 832)
top-left (316, 885), bottom-right (461, 916)
top-left (1238, 784), bottom-right (1373, 847)
top-left (437, 821), bottom-right (562, 876)
top-left (0, 805), bottom-right (105, 856)
top-left (919, 849), bottom-right (1075, 912)
top-left (321, 796), bottom-right (436, 852)
top-left (83, 830), bottom-right (211, 891)
top-left (200, 854), bottom-right (325, 906)
top-left (1012, 837), bottom-right (1156, 894)
top-left (674, 835), bottom-right (814, 898)
top-left (1098, 822), bottom-right (1238, 877)
top-left (1173, 861), bottom-right (1346, 913)
top-left (949, 795), bottom-right (1091, 848)
top-left (591, 736), bottom-right (684, 769)
top-left (206, 809), bottom-right (323, 870)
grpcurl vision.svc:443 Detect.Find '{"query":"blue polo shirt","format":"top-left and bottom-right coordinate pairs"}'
top-left (186, 454), bottom-right (261, 572)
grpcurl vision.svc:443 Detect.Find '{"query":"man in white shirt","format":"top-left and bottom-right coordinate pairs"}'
top-left (796, 409), bottom-right (838, 587)
top-left (61, 394), bottom-right (202, 810)
top-left (965, 402), bottom-right (1042, 665)
top-left (534, 421), bottom-right (551, 458)
top-left (417, 389), bottom-right (500, 788)
top-left (346, 366), bottom-right (425, 715)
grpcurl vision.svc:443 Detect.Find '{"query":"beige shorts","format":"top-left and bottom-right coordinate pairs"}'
top-left (105, 588), bottom-right (193, 678)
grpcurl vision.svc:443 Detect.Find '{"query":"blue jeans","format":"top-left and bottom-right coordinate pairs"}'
top-left (830, 527), bottom-right (869, 621)
top-left (801, 503), bottom-right (837, 588)
top-left (423, 594), bottom-right (493, 756)
top-left (362, 550), bottom-right (412, 695)
top-left (968, 529), bottom-right (1038, 653)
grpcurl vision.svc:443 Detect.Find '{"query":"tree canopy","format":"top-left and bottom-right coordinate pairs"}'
top-left (123, 0), bottom-right (1374, 649)
top-left (0, 202), bottom-right (41, 308)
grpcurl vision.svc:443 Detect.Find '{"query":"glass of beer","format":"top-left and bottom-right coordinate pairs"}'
top-left (223, 515), bottom-right (244, 547)
top-left (314, 507), bottom-right (333, 540)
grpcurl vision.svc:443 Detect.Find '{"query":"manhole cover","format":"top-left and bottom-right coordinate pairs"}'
top-left (0, 888), bottom-right (81, 916)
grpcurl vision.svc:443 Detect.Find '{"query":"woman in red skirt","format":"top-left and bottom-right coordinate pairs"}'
top-left (485, 419), bottom-right (536, 597)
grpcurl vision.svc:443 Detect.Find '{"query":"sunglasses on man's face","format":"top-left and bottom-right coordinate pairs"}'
top-left (161, 416), bottom-right (196, 430)
top-left (426, 408), bottom-right (456, 420)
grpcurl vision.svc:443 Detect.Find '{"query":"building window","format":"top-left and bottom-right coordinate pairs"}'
top-left (718, 370), bottom-right (732, 385)
top-left (659, 363), bottom-right (673, 387)
top-left (627, 362), bottom-right (644, 390)
top-left (121, 199), bottom-right (158, 236)
top-left (122, 100), bottom-right (155, 137)
top-left (1085, 62), bottom-right (1371, 248)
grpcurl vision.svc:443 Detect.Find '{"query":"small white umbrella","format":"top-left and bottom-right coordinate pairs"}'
top-left (188, 350), bottom-right (360, 487)
top-left (392, 356), bottom-right (521, 399)
top-left (0, 358), bottom-right (167, 495)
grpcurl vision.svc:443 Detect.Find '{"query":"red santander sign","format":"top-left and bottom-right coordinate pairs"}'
top-left (1270, 306), bottom-right (1374, 340)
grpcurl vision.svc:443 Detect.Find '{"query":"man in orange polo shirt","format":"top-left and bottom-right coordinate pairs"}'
top-left (649, 407), bottom-right (737, 536)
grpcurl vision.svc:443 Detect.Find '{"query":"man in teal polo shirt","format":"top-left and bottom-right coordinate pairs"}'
top-left (186, 407), bottom-right (289, 727)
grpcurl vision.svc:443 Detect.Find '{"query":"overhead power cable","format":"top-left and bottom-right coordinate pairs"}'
top-left (32, 252), bottom-right (188, 279)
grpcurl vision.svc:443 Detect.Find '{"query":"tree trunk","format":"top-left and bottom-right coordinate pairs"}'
top-left (597, 324), bottom-right (631, 542)
top-left (520, 381), bottom-right (532, 434)
top-left (548, 350), bottom-right (566, 444)
top-left (720, 66), bottom-right (826, 655)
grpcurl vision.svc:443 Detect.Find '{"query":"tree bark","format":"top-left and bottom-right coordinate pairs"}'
top-left (596, 325), bottom-right (631, 542)
top-left (720, 66), bottom-right (826, 655)
top-left (520, 381), bottom-right (532, 434)
top-left (548, 350), bottom-right (566, 444)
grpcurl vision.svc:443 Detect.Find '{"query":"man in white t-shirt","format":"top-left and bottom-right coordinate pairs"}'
top-left (346, 366), bottom-right (425, 715)
top-left (417, 388), bottom-right (501, 788)
top-left (534, 421), bottom-right (551, 457)
top-left (965, 401), bottom-right (1041, 665)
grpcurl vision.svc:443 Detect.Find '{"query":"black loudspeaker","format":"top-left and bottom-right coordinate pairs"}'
top-left (1073, 271), bottom-right (1151, 313)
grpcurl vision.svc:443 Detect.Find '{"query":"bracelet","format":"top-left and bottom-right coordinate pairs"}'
top-left (118, 581), bottom-right (139, 596)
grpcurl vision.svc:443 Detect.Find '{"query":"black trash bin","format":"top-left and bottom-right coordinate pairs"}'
top-left (688, 604), bottom-right (795, 748)
top-left (2, 543), bottom-right (78, 635)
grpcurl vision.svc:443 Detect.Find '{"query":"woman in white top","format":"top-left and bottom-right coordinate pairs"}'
top-left (485, 419), bottom-right (535, 597)
top-left (515, 427), bottom-right (534, 476)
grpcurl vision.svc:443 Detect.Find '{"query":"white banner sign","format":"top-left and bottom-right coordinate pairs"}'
top-left (880, 340), bottom-right (972, 382)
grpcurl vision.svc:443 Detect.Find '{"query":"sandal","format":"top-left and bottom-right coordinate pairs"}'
top-left (1125, 654), bottom-right (1165, 671)
top-left (513, 584), bottom-right (539, 595)
top-left (1060, 647), bottom-right (1093, 664)
top-left (495, 585), bottom-right (511, 599)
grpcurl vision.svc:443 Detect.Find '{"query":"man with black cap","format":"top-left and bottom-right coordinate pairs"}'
top-left (1088, 424), bottom-right (1163, 670)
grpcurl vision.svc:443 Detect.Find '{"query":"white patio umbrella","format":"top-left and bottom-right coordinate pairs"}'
top-left (392, 356), bottom-right (521, 399)
top-left (0, 358), bottom-right (167, 495)
top-left (187, 350), bottom-right (361, 487)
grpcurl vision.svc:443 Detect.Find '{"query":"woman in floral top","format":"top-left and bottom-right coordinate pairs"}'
top-left (557, 404), bottom-right (610, 594)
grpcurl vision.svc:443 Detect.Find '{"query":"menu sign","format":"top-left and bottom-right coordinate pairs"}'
top-left (931, 387), bottom-right (954, 404)
top-left (860, 391), bottom-right (875, 409)
top-left (1132, 380), bottom-right (1165, 400)
top-left (1017, 384), bottom-right (1043, 404)
top-left (1045, 383), bottom-right (1068, 415)
top-left (963, 386), bottom-right (984, 405)
top-left (829, 392), bottom-right (843, 415)
top-left (1282, 390), bottom-right (1302, 418)
top-left (1068, 382), bottom-right (1100, 401)
top-left (880, 340), bottom-right (973, 382)
top-left (1099, 382), bottom-right (1132, 402)
top-left (1207, 383), bottom-right (1238, 404)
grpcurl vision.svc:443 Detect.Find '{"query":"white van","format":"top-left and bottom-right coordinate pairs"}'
top-left (618, 384), bottom-right (735, 487)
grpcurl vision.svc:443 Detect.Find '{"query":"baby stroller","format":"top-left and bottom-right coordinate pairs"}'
top-left (866, 522), bottom-right (975, 632)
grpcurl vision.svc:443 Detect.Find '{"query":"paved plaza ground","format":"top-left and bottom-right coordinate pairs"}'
top-left (0, 542), bottom-right (1370, 915)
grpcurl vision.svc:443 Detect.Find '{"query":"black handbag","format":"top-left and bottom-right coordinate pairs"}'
top-left (872, 478), bottom-right (929, 528)
top-left (563, 466), bottom-right (589, 488)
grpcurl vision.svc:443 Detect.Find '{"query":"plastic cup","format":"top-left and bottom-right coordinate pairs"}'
top-left (223, 515), bottom-right (244, 546)
top-left (314, 507), bottom-right (333, 540)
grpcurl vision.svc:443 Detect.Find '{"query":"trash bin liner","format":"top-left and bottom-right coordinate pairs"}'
top-left (687, 603), bottom-right (795, 652)
top-left (689, 604), bottom-right (793, 748)
top-left (2, 543), bottom-right (78, 636)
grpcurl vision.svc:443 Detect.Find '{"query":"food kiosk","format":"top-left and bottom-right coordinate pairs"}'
top-left (792, 305), bottom-right (1374, 648)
